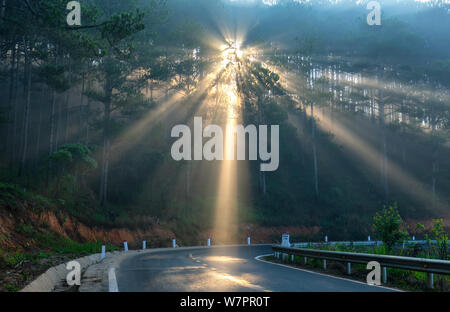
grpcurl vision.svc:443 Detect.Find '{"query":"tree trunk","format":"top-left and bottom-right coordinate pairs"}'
top-left (430, 102), bottom-right (438, 208)
top-left (55, 98), bottom-right (61, 151)
top-left (79, 71), bottom-right (85, 143)
top-left (379, 98), bottom-right (389, 202)
top-left (64, 57), bottom-right (72, 143)
top-left (6, 43), bottom-right (16, 157)
top-left (257, 96), bottom-right (267, 196)
top-left (84, 71), bottom-right (91, 145)
top-left (311, 100), bottom-right (319, 198)
top-left (400, 99), bottom-right (406, 166)
top-left (19, 40), bottom-right (32, 176)
top-left (49, 90), bottom-right (56, 155)
top-left (260, 171), bottom-right (266, 195)
top-left (1, 0), bottom-right (6, 18)
top-left (10, 45), bottom-right (20, 169)
top-left (35, 87), bottom-right (44, 165)
top-left (100, 81), bottom-right (112, 206)
top-left (150, 81), bottom-right (153, 102)
top-left (186, 163), bottom-right (190, 199)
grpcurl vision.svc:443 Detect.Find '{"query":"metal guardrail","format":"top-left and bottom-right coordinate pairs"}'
top-left (292, 240), bottom-right (442, 249)
top-left (272, 245), bottom-right (450, 288)
top-left (272, 245), bottom-right (450, 274)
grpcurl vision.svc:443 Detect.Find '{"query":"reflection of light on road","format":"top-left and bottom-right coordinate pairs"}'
top-left (167, 266), bottom-right (208, 273)
top-left (204, 256), bottom-right (245, 263)
top-left (216, 272), bottom-right (264, 291)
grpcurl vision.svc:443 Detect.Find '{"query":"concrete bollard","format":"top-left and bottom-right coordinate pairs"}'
top-left (208, 238), bottom-right (211, 247)
top-left (123, 241), bottom-right (128, 252)
top-left (142, 240), bottom-right (146, 250)
top-left (347, 262), bottom-right (351, 275)
top-left (172, 239), bottom-right (176, 248)
top-left (427, 273), bottom-right (434, 289)
top-left (101, 245), bottom-right (106, 260)
top-left (382, 267), bottom-right (387, 284)
top-left (247, 237), bottom-right (251, 245)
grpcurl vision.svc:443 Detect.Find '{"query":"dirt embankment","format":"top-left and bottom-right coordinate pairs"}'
top-left (0, 209), bottom-right (176, 252)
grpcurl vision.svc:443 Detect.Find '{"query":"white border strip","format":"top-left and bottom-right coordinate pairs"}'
top-left (254, 254), bottom-right (402, 292)
top-left (108, 267), bottom-right (119, 292)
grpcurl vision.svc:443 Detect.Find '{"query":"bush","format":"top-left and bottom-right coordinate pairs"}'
top-left (418, 219), bottom-right (448, 260)
top-left (373, 203), bottom-right (408, 252)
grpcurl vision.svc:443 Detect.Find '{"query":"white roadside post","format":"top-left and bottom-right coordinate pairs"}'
top-left (173, 239), bottom-right (176, 248)
top-left (427, 273), bottom-right (434, 289)
top-left (247, 237), bottom-right (251, 245)
top-left (368, 235), bottom-right (371, 241)
top-left (208, 238), bottom-right (211, 247)
top-left (143, 240), bottom-right (146, 250)
top-left (325, 235), bottom-right (328, 243)
top-left (101, 245), bottom-right (106, 260)
top-left (123, 240), bottom-right (128, 252)
top-left (412, 236), bottom-right (415, 241)
top-left (281, 233), bottom-right (290, 263)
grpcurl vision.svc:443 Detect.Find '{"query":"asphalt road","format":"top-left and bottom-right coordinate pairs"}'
top-left (115, 245), bottom-right (394, 292)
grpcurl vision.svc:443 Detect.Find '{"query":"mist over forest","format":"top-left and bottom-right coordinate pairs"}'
top-left (0, 0), bottom-right (449, 251)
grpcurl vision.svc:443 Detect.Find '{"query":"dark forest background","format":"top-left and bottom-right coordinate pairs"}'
top-left (0, 0), bottom-right (449, 243)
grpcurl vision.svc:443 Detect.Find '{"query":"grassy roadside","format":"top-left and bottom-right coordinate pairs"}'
top-left (262, 254), bottom-right (449, 292)
top-left (0, 236), bottom-right (118, 292)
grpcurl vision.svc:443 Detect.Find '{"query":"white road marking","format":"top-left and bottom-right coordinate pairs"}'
top-left (108, 267), bottom-right (119, 292)
top-left (254, 254), bottom-right (401, 292)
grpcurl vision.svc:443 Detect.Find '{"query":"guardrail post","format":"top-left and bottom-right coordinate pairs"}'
top-left (101, 245), bottom-right (106, 259)
top-left (123, 240), bottom-right (128, 252)
top-left (427, 273), bottom-right (434, 289)
top-left (347, 262), bottom-right (351, 275)
top-left (323, 259), bottom-right (327, 270)
top-left (208, 238), bottom-right (211, 246)
top-left (142, 240), bottom-right (146, 250)
top-left (291, 254), bottom-right (294, 263)
top-left (172, 239), bottom-right (176, 248)
top-left (247, 237), bottom-right (251, 245)
top-left (382, 267), bottom-right (387, 284)
top-left (304, 257), bottom-right (307, 264)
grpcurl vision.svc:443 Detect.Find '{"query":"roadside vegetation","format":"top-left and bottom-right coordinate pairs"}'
top-left (267, 205), bottom-right (449, 291)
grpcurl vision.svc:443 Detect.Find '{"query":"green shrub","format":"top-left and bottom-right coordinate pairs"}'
top-left (373, 203), bottom-right (408, 252)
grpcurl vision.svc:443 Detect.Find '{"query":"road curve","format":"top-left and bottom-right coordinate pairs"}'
top-left (115, 245), bottom-right (395, 292)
